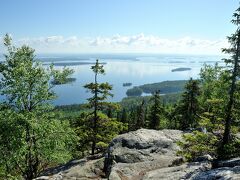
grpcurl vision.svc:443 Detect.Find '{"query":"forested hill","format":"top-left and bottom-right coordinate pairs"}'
top-left (126, 80), bottom-right (187, 96)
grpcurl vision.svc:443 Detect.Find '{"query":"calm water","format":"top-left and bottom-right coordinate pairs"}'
top-left (0, 54), bottom-right (224, 105)
top-left (39, 54), bottom-right (224, 105)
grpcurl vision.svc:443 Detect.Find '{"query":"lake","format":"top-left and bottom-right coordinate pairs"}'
top-left (37, 54), bottom-right (223, 105)
top-left (0, 54), bottom-right (225, 105)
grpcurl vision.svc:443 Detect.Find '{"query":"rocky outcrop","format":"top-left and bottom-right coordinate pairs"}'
top-left (143, 162), bottom-right (211, 180)
top-left (191, 166), bottom-right (240, 180)
top-left (35, 129), bottom-right (240, 180)
top-left (35, 158), bottom-right (105, 180)
top-left (106, 129), bottom-right (184, 179)
top-left (109, 129), bottom-right (182, 163)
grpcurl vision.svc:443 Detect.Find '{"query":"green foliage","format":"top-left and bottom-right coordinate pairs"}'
top-left (177, 65), bottom-right (228, 161)
top-left (217, 138), bottom-right (240, 160)
top-left (135, 100), bottom-right (146, 129)
top-left (72, 112), bottom-right (125, 157)
top-left (0, 34), bottom-right (77, 179)
top-left (51, 66), bottom-right (75, 85)
top-left (199, 63), bottom-right (229, 111)
top-left (121, 93), bottom-right (182, 110)
top-left (174, 78), bottom-right (200, 130)
top-left (0, 40), bottom-right (55, 111)
top-left (126, 87), bottom-right (143, 96)
top-left (220, 6), bottom-right (240, 150)
top-left (177, 131), bottom-right (218, 161)
top-left (126, 80), bottom-right (187, 96)
top-left (82, 59), bottom-right (124, 155)
top-left (148, 91), bottom-right (165, 130)
top-left (0, 110), bottom-right (77, 178)
top-left (54, 104), bottom-right (89, 119)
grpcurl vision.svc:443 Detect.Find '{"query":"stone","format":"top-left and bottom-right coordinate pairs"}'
top-left (107, 129), bottom-right (184, 179)
top-left (191, 166), bottom-right (240, 180)
top-left (35, 129), bottom-right (240, 180)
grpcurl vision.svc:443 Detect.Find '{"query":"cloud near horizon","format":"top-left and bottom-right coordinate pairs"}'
top-left (0, 34), bottom-right (228, 55)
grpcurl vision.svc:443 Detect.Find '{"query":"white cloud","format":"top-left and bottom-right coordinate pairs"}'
top-left (0, 34), bottom-right (228, 55)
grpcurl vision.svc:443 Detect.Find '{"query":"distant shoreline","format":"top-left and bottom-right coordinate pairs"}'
top-left (43, 62), bottom-right (107, 66)
top-left (171, 67), bottom-right (191, 72)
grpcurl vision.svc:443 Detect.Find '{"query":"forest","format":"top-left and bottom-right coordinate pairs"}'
top-left (0, 4), bottom-right (240, 180)
top-left (126, 80), bottom-right (187, 96)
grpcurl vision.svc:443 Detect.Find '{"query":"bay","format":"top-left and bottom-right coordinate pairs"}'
top-left (38, 54), bottom-right (224, 105)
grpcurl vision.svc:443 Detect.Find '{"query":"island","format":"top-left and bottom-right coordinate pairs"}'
top-left (126, 80), bottom-right (187, 97)
top-left (171, 67), bottom-right (191, 72)
top-left (123, 83), bottom-right (132, 87)
top-left (126, 87), bottom-right (143, 96)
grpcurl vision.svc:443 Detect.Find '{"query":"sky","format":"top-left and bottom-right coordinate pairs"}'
top-left (0, 0), bottom-right (239, 55)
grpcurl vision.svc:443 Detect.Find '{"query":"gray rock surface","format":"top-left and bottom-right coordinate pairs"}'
top-left (107, 129), bottom-right (184, 179)
top-left (35, 158), bottom-right (105, 180)
top-left (109, 129), bottom-right (183, 163)
top-left (35, 129), bottom-right (240, 180)
top-left (191, 166), bottom-right (240, 180)
top-left (143, 162), bottom-right (211, 180)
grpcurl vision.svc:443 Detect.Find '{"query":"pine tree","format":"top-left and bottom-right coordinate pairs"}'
top-left (128, 108), bottom-right (137, 131)
top-left (148, 90), bottom-right (164, 129)
top-left (220, 7), bottom-right (240, 152)
top-left (178, 78), bottom-right (200, 130)
top-left (121, 108), bottom-right (128, 123)
top-left (84, 59), bottom-right (119, 155)
top-left (135, 100), bottom-right (145, 129)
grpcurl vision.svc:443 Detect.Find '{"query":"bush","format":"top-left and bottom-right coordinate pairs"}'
top-left (177, 131), bottom-right (218, 161)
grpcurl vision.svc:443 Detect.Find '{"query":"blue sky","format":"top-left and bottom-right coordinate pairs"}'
top-left (0, 0), bottom-right (238, 54)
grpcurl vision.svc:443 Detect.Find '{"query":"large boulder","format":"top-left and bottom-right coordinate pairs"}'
top-left (106, 129), bottom-right (184, 179)
top-left (109, 129), bottom-right (183, 163)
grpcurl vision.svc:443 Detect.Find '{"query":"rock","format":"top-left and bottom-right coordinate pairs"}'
top-left (35, 129), bottom-right (240, 180)
top-left (35, 158), bottom-right (106, 180)
top-left (35, 176), bottom-right (51, 180)
top-left (61, 158), bottom-right (105, 179)
top-left (214, 158), bottom-right (240, 168)
top-left (191, 166), bottom-right (240, 180)
top-left (193, 154), bottom-right (213, 162)
top-left (109, 156), bottom-right (184, 180)
top-left (107, 129), bottom-right (184, 179)
top-left (143, 162), bottom-right (211, 180)
top-left (109, 129), bottom-right (183, 163)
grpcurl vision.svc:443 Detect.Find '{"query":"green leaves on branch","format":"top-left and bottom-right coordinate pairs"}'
top-left (0, 34), bottom-right (77, 179)
top-left (51, 66), bottom-right (75, 85)
top-left (81, 59), bottom-right (124, 155)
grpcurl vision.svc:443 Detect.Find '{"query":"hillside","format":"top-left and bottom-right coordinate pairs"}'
top-left (126, 80), bottom-right (187, 96)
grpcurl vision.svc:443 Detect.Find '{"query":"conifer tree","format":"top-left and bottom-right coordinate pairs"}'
top-left (135, 100), bottom-right (145, 129)
top-left (84, 59), bottom-right (122, 155)
top-left (128, 108), bottom-right (137, 131)
top-left (178, 78), bottom-right (200, 130)
top-left (221, 7), bottom-right (240, 151)
top-left (148, 90), bottom-right (164, 129)
top-left (121, 108), bottom-right (128, 123)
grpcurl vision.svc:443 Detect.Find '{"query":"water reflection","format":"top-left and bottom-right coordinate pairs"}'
top-left (52, 56), bottom-right (222, 105)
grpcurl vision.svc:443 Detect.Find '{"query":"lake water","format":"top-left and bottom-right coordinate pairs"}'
top-left (38, 54), bottom-right (224, 105)
top-left (0, 54), bottom-right (225, 105)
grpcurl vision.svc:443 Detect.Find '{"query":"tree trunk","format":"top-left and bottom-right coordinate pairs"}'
top-left (222, 32), bottom-right (240, 147)
top-left (92, 71), bottom-right (98, 155)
